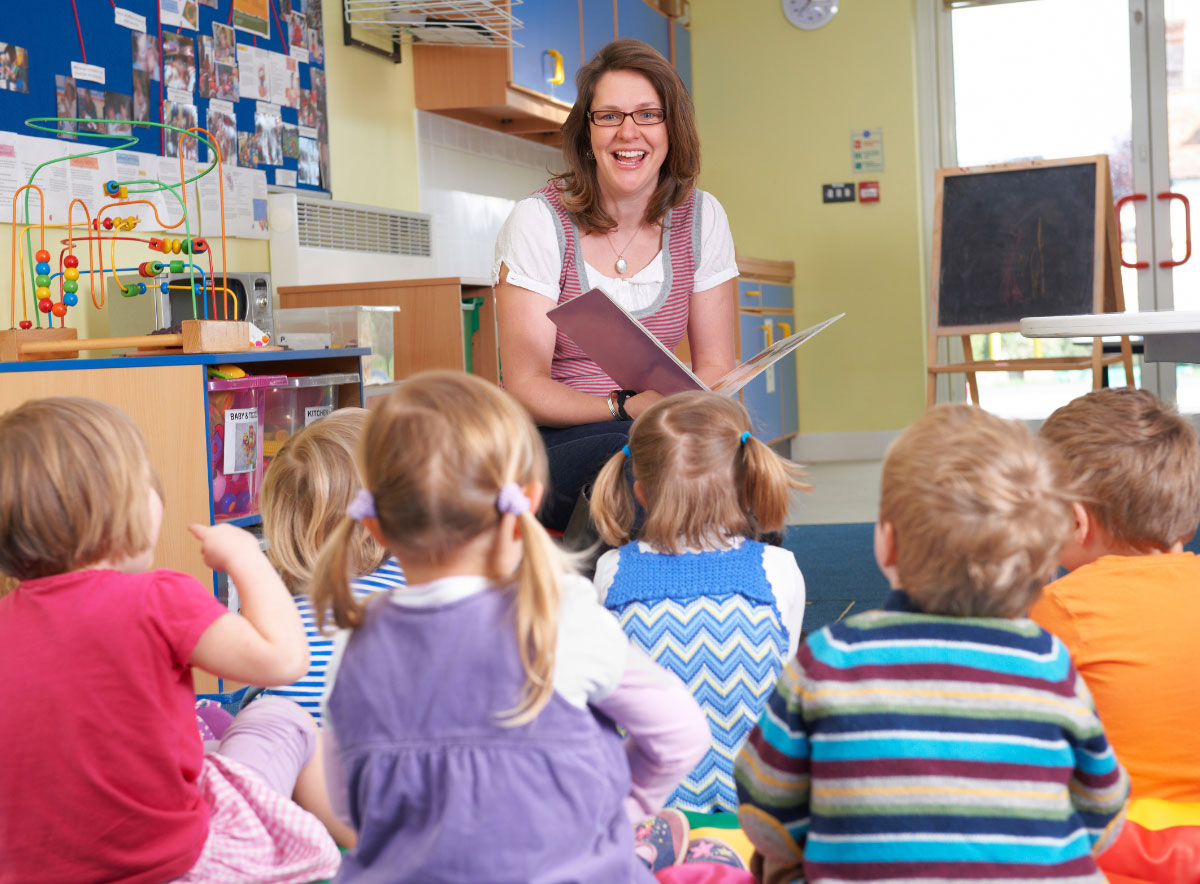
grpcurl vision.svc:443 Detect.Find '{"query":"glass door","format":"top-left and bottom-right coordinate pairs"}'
top-left (939, 0), bottom-right (1190, 417)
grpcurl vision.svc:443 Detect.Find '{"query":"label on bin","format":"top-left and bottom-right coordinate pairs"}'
top-left (224, 408), bottom-right (258, 475)
top-left (305, 405), bottom-right (333, 427)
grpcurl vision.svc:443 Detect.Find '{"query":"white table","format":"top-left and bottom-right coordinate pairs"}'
top-left (1020, 312), bottom-right (1200, 363)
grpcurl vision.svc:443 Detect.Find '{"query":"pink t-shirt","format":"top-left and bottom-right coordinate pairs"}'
top-left (0, 568), bottom-right (228, 884)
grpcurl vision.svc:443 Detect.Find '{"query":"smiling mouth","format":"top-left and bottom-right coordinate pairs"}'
top-left (613, 150), bottom-right (646, 167)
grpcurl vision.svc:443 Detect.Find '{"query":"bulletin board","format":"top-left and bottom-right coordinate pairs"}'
top-left (0, 0), bottom-right (330, 194)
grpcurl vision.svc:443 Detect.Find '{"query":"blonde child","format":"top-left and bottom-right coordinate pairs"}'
top-left (312, 371), bottom-right (709, 881)
top-left (588, 390), bottom-right (808, 814)
top-left (0, 397), bottom-right (340, 884)
top-left (259, 408), bottom-right (405, 725)
top-left (1032, 387), bottom-right (1200, 803)
top-left (736, 404), bottom-right (1129, 884)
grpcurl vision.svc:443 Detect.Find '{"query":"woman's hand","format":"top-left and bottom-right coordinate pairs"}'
top-left (623, 390), bottom-right (663, 419)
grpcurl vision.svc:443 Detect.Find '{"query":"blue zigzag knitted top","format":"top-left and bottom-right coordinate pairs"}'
top-left (605, 541), bottom-right (788, 812)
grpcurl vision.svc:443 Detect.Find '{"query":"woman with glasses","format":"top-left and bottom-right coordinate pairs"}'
top-left (494, 38), bottom-right (739, 532)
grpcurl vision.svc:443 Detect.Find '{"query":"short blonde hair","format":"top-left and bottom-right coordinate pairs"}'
top-left (310, 372), bottom-right (568, 726)
top-left (880, 404), bottom-right (1072, 618)
top-left (590, 391), bottom-right (810, 553)
top-left (260, 408), bottom-right (388, 592)
top-left (0, 397), bottom-right (157, 580)
top-left (1040, 387), bottom-right (1200, 550)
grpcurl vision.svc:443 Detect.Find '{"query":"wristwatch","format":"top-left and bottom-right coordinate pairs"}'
top-left (615, 389), bottom-right (637, 421)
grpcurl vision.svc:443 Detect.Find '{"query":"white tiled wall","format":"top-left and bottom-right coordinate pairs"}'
top-left (417, 111), bottom-right (561, 281)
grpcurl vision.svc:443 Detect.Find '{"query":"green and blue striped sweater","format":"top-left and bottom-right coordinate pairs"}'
top-left (736, 590), bottom-right (1129, 883)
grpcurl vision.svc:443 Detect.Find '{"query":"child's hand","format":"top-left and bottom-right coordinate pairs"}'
top-left (188, 523), bottom-right (263, 573)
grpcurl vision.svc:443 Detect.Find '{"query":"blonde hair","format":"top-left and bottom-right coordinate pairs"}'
top-left (0, 397), bottom-right (158, 580)
top-left (590, 391), bottom-right (810, 553)
top-left (1040, 387), bottom-right (1200, 551)
top-left (880, 404), bottom-right (1073, 618)
top-left (309, 371), bottom-right (567, 726)
top-left (261, 408), bottom-right (388, 593)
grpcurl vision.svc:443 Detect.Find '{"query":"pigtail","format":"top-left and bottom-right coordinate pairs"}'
top-left (588, 448), bottom-right (636, 547)
top-left (499, 510), bottom-right (566, 726)
top-left (738, 436), bottom-right (812, 536)
top-left (308, 516), bottom-right (369, 634)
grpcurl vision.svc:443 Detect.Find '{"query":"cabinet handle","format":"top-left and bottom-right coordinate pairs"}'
top-left (759, 321), bottom-right (774, 347)
top-left (544, 49), bottom-right (565, 86)
top-left (1158, 191), bottom-right (1193, 268)
top-left (777, 322), bottom-right (792, 338)
top-left (1115, 193), bottom-right (1150, 269)
top-left (744, 289), bottom-right (762, 298)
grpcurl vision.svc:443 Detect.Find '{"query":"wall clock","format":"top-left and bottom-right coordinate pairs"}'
top-left (782, 0), bottom-right (839, 30)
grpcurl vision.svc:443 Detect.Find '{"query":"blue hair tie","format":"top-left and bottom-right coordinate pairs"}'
top-left (740, 431), bottom-right (752, 445)
top-left (621, 444), bottom-right (631, 458)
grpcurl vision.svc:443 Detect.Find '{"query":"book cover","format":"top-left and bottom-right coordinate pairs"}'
top-left (548, 288), bottom-right (842, 397)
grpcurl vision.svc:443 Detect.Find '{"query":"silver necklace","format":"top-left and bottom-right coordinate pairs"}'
top-left (605, 221), bottom-right (644, 275)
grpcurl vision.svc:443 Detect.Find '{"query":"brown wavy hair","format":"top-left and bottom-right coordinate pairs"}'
top-left (552, 38), bottom-right (700, 233)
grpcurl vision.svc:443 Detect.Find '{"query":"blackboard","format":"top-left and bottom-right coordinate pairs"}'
top-left (932, 157), bottom-right (1114, 333)
top-left (0, 0), bottom-right (329, 193)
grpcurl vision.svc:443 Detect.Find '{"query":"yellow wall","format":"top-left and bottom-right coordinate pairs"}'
top-left (691, 0), bottom-right (928, 434)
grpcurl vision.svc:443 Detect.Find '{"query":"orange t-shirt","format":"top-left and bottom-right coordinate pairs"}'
top-left (1030, 553), bottom-right (1200, 802)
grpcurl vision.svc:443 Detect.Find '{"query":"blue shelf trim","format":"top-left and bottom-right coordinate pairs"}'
top-left (0, 348), bottom-right (370, 374)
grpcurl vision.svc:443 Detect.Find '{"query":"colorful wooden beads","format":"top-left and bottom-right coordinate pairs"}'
top-left (37, 298), bottom-right (53, 313)
top-left (18, 320), bottom-right (32, 329)
top-left (63, 280), bottom-right (78, 293)
top-left (122, 283), bottom-right (140, 297)
top-left (138, 261), bottom-right (165, 277)
top-left (63, 292), bottom-right (78, 306)
top-left (35, 261), bottom-right (50, 275)
top-left (34, 274), bottom-right (49, 288)
top-left (104, 180), bottom-right (120, 196)
top-left (51, 303), bottom-right (68, 318)
top-left (34, 249), bottom-right (49, 263)
top-left (63, 255), bottom-right (78, 268)
top-left (64, 267), bottom-right (79, 281)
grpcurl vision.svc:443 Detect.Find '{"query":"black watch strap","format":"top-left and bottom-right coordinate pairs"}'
top-left (615, 389), bottom-right (637, 421)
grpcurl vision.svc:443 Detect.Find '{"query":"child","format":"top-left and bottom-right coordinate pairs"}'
top-left (259, 407), bottom-right (405, 725)
top-left (589, 390), bottom-right (808, 814)
top-left (312, 371), bottom-right (710, 882)
top-left (736, 403), bottom-right (1129, 884)
top-left (1032, 387), bottom-right (1200, 803)
top-left (0, 397), bottom-right (341, 884)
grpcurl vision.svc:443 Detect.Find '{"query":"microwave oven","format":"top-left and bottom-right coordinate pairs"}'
top-left (106, 271), bottom-right (275, 341)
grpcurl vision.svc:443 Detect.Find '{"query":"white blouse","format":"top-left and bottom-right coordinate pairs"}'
top-left (493, 190), bottom-right (740, 312)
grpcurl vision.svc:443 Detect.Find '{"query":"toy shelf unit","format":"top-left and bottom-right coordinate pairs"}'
top-left (0, 348), bottom-right (366, 605)
top-left (735, 255), bottom-right (799, 445)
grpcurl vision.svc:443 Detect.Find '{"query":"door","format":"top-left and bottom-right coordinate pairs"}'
top-left (938, 0), bottom-right (1192, 416)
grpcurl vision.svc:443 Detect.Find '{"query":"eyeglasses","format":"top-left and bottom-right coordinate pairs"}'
top-left (588, 108), bottom-right (666, 127)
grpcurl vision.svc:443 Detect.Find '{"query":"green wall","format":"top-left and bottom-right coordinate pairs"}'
top-left (691, 0), bottom-right (928, 434)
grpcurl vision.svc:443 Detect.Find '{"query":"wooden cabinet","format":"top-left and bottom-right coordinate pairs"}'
top-left (735, 256), bottom-right (798, 445)
top-left (413, 0), bottom-right (692, 143)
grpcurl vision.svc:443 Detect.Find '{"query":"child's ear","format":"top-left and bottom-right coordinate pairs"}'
top-left (874, 521), bottom-right (902, 589)
top-left (361, 516), bottom-right (386, 548)
top-left (523, 481), bottom-right (544, 515)
top-left (632, 480), bottom-right (648, 509)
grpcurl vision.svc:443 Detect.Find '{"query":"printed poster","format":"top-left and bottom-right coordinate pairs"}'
top-left (233, 0), bottom-right (270, 39)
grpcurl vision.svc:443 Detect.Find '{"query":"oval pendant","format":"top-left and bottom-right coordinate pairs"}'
top-left (615, 257), bottom-right (627, 274)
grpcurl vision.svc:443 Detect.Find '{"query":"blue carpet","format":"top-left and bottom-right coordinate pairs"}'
top-left (783, 522), bottom-right (890, 633)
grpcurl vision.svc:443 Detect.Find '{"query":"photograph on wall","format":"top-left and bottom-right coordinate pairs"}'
top-left (298, 88), bottom-right (316, 129)
top-left (206, 103), bottom-right (237, 166)
top-left (104, 92), bottom-right (133, 136)
top-left (132, 34), bottom-right (161, 83)
top-left (55, 75), bottom-right (78, 139)
top-left (132, 70), bottom-right (152, 122)
top-left (215, 62), bottom-right (239, 102)
top-left (319, 140), bottom-right (330, 191)
top-left (310, 68), bottom-right (327, 143)
top-left (281, 0), bottom-right (303, 16)
top-left (233, 0), bottom-right (270, 40)
top-left (281, 122), bottom-right (299, 160)
top-left (254, 105), bottom-right (281, 166)
top-left (197, 35), bottom-right (215, 98)
top-left (163, 101), bottom-right (199, 159)
top-left (199, 0), bottom-right (218, 7)
top-left (77, 87), bottom-right (106, 134)
top-left (238, 131), bottom-right (258, 167)
top-left (306, 1), bottom-right (323, 65)
top-left (288, 12), bottom-right (308, 61)
top-left (298, 136), bottom-right (318, 186)
top-left (270, 53), bottom-right (299, 109)
top-left (164, 32), bottom-right (196, 93)
top-left (0, 43), bottom-right (29, 94)
top-left (237, 44), bottom-right (269, 101)
top-left (213, 22), bottom-right (237, 62)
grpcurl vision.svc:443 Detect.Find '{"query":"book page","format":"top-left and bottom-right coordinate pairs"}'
top-left (709, 313), bottom-right (844, 395)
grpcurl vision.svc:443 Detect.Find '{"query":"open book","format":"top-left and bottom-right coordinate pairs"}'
top-left (548, 287), bottom-right (843, 397)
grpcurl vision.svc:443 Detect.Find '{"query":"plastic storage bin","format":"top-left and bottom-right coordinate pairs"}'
top-left (262, 372), bottom-right (360, 466)
top-left (207, 374), bottom-right (289, 520)
top-left (275, 305), bottom-right (398, 385)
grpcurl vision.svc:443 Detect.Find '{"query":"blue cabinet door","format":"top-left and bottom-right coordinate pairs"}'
top-left (511, 0), bottom-right (581, 105)
top-left (777, 322), bottom-right (799, 438)
top-left (673, 19), bottom-right (692, 94)
top-left (582, 0), bottom-right (616, 67)
top-left (759, 282), bottom-right (793, 310)
top-left (616, 0), bottom-right (671, 61)
top-left (738, 278), bottom-right (765, 310)
top-left (738, 312), bottom-right (784, 442)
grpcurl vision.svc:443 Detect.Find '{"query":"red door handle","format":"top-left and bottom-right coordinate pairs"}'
top-left (1115, 193), bottom-right (1149, 269)
top-left (1158, 191), bottom-right (1193, 268)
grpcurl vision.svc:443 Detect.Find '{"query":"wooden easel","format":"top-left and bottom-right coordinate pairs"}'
top-left (927, 155), bottom-right (1134, 407)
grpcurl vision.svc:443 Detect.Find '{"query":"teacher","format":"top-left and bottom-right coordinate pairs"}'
top-left (494, 38), bottom-right (739, 531)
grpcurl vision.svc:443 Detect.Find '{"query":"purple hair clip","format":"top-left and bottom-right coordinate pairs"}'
top-left (347, 488), bottom-right (376, 521)
top-left (496, 482), bottom-right (531, 517)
